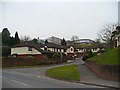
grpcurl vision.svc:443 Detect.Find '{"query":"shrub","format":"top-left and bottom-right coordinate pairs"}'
top-left (53, 52), bottom-right (61, 60)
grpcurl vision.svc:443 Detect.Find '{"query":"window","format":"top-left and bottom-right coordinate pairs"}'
top-left (28, 47), bottom-right (32, 51)
top-left (44, 47), bottom-right (47, 51)
top-left (12, 54), bottom-right (17, 57)
top-left (64, 49), bottom-right (66, 52)
top-left (71, 48), bottom-right (73, 51)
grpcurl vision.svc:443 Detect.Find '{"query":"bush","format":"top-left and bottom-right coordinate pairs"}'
top-left (53, 52), bottom-right (61, 60)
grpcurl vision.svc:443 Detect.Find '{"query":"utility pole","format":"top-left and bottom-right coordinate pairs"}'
top-left (60, 52), bottom-right (62, 63)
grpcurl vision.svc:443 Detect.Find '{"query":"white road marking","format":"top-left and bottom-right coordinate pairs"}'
top-left (11, 80), bottom-right (29, 86)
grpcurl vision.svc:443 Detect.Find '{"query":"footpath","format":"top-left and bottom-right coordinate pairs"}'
top-left (77, 59), bottom-right (119, 89)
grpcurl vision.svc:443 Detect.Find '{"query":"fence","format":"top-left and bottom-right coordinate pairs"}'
top-left (85, 60), bottom-right (120, 81)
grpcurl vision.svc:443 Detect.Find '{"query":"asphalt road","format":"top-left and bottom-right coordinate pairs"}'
top-left (2, 59), bottom-right (105, 88)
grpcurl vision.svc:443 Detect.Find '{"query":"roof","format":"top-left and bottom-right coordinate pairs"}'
top-left (45, 42), bottom-right (67, 49)
top-left (12, 41), bottom-right (52, 54)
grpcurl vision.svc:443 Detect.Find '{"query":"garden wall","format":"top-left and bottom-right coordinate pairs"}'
top-left (2, 57), bottom-right (67, 67)
top-left (85, 60), bottom-right (120, 81)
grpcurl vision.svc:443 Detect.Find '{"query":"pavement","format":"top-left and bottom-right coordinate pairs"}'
top-left (2, 58), bottom-right (119, 89)
top-left (76, 58), bottom-right (119, 89)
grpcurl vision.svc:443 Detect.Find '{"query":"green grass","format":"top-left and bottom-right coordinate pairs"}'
top-left (45, 64), bottom-right (80, 81)
top-left (88, 47), bottom-right (119, 65)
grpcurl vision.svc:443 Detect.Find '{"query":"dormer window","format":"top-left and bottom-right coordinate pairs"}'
top-left (71, 48), bottom-right (73, 51)
top-left (44, 46), bottom-right (47, 51)
top-left (28, 46), bottom-right (32, 51)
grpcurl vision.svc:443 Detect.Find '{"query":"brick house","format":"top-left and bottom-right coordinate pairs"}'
top-left (11, 42), bottom-right (53, 59)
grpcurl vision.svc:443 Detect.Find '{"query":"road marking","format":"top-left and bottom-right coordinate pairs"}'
top-left (11, 80), bottom-right (29, 86)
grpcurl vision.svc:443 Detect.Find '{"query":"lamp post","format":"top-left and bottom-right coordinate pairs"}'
top-left (60, 52), bottom-right (62, 63)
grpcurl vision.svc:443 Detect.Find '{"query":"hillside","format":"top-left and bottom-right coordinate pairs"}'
top-left (88, 47), bottom-right (119, 65)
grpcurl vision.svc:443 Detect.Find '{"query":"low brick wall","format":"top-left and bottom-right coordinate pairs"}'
top-left (85, 60), bottom-right (120, 81)
top-left (2, 57), bottom-right (66, 67)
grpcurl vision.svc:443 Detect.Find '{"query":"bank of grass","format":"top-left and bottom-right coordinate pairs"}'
top-left (88, 47), bottom-right (119, 65)
top-left (45, 64), bottom-right (80, 81)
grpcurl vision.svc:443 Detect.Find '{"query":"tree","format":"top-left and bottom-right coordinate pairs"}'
top-left (8, 37), bottom-right (15, 46)
top-left (71, 35), bottom-right (79, 42)
top-left (95, 38), bottom-right (101, 44)
top-left (32, 38), bottom-right (38, 43)
top-left (15, 31), bottom-right (20, 44)
top-left (21, 35), bottom-right (31, 42)
top-left (45, 39), bottom-right (48, 44)
top-left (61, 38), bottom-right (67, 45)
top-left (98, 24), bottom-right (117, 44)
top-left (2, 28), bottom-right (11, 45)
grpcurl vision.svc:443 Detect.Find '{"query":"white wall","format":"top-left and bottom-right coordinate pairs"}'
top-left (66, 46), bottom-right (74, 53)
top-left (11, 47), bottom-right (41, 55)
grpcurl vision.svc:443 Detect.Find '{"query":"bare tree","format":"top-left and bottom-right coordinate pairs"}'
top-left (71, 35), bottom-right (79, 42)
top-left (20, 35), bottom-right (31, 42)
top-left (98, 24), bottom-right (117, 44)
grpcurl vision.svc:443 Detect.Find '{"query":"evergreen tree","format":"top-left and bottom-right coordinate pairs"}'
top-left (45, 39), bottom-right (48, 44)
top-left (32, 38), bottom-right (38, 43)
top-left (14, 31), bottom-right (20, 44)
top-left (61, 38), bottom-right (67, 46)
top-left (2, 28), bottom-right (11, 45)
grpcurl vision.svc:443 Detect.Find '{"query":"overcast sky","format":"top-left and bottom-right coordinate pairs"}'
top-left (1, 0), bottom-right (119, 40)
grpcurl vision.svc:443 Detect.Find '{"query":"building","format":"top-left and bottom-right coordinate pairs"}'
top-left (11, 40), bottom-right (104, 59)
top-left (47, 36), bottom-right (62, 45)
top-left (11, 42), bottom-right (52, 58)
top-left (112, 26), bottom-right (120, 47)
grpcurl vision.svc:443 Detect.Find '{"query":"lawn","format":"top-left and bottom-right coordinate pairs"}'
top-left (88, 47), bottom-right (119, 65)
top-left (45, 64), bottom-right (80, 81)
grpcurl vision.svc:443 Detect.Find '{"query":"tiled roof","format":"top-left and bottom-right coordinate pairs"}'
top-left (12, 41), bottom-right (52, 54)
top-left (45, 42), bottom-right (67, 49)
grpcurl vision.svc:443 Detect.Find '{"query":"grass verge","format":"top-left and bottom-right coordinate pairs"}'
top-left (88, 47), bottom-right (119, 65)
top-left (45, 64), bottom-right (80, 81)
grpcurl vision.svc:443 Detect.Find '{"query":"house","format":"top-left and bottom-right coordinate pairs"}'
top-left (112, 26), bottom-right (120, 47)
top-left (11, 39), bottom-right (104, 59)
top-left (40, 42), bottom-right (66, 53)
top-left (11, 42), bottom-right (53, 59)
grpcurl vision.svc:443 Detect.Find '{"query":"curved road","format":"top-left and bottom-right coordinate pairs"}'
top-left (2, 59), bottom-right (105, 88)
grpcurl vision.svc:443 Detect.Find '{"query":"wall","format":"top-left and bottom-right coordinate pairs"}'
top-left (2, 57), bottom-right (58, 67)
top-left (85, 60), bottom-right (120, 81)
top-left (66, 46), bottom-right (74, 53)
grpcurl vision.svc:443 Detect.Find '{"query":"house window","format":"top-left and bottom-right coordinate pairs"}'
top-left (28, 47), bottom-right (32, 51)
top-left (64, 49), bottom-right (66, 52)
top-left (12, 54), bottom-right (17, 57)
top-left (71, 48), bottom-right (73, 51)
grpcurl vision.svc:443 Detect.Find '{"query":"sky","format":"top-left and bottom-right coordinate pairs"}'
top-left (0, 0), bottom-right (119, 40)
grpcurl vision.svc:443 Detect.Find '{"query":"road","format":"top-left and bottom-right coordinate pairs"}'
top-left (2, 59), bottom-right (105, 88)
